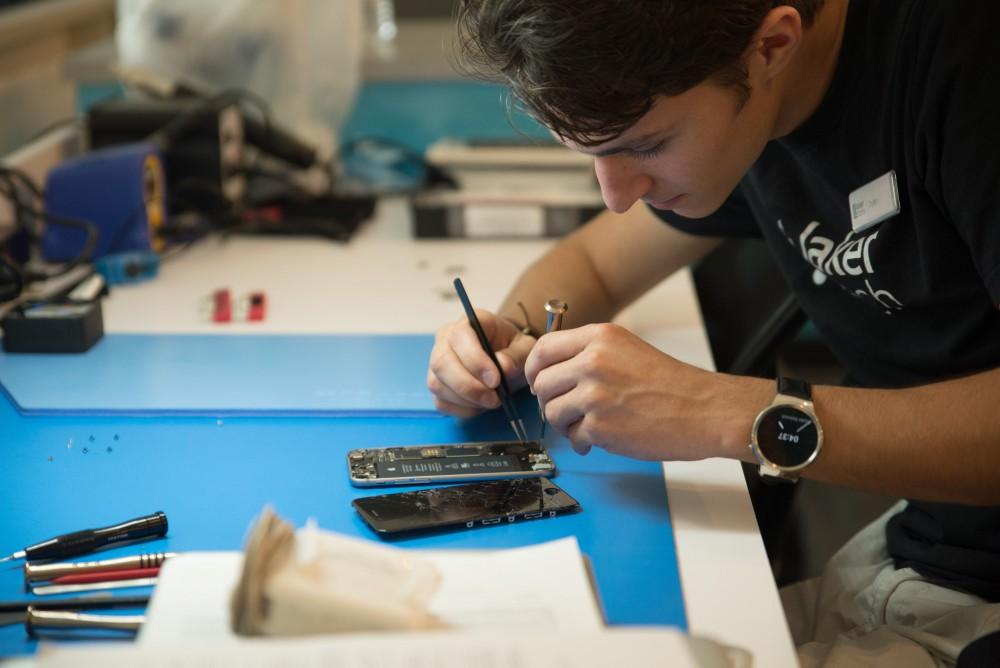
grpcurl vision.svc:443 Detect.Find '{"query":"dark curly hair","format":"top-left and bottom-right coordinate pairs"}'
top-left (455, 1), bottom-right (825, 146)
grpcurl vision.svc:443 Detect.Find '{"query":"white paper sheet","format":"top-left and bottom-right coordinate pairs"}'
top-left (138, 537), bottom-right (603, 645)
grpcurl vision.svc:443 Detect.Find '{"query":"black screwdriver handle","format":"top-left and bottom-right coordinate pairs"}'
top-left (23, 512), bottom-right (168, 562)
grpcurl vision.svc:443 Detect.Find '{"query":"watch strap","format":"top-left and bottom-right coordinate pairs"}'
top-left (777, 376), bottom-right (811, 400)
top-left (753, 377), bottom-right (818, 482)
top-left (758, 464), bottom-right (798, 483)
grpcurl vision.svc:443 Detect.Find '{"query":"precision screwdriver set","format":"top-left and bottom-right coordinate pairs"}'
top-left (0, 511), bottom-right (172, 636)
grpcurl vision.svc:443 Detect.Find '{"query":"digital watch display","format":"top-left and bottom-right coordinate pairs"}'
top-left (750, 378), bottom-right (823, 480)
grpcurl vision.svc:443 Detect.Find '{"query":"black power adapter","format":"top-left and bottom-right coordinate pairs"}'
top-left (1, 301), bottom-right (104, 353)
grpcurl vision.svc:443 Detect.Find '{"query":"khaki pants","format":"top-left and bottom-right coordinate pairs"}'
top-left (781, 501), bottom-right (1000, 667)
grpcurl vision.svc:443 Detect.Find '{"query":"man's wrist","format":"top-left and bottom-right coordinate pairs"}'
top-left (500, 301), bottom-right (540, 338)
top-left (718, 375), bottom-right (774, 462)
top-left (501, 315), bottom-right (537, 337)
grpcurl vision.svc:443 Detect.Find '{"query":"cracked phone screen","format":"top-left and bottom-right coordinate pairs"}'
top-left (353, 478), bottom-right (581, 534)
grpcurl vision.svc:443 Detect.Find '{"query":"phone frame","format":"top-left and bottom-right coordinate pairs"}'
top-left (346, 440), bottom-right (555, 487)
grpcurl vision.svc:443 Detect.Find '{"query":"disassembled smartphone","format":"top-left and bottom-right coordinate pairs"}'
top-left (347, 440), bottom-right (555, 487)
top-left (352, 477), bottom-right (582, 535)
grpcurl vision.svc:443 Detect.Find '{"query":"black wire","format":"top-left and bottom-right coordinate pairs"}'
top-left (17, 210), bottom-right (98, 281)
top-left (0, 169), bottom-right (39, 239)
top-left (0, 165), bottom-right (42, 199)
top-left (0, 165), bottom-right (100, 281)
top-left (148, 88), bottom-right (271, 153)
top-left (0, 252), bottom-right (24, 302)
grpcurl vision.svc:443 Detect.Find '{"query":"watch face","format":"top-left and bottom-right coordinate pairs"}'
top-left (756, 406), bottom-right (819, 468)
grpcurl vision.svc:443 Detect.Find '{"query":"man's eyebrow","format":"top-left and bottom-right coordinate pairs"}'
top-left (584, 132), bottom-right (665, 157)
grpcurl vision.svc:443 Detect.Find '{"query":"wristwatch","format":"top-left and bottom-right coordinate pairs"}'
top-left (749, 377), bottom-right (823, 481)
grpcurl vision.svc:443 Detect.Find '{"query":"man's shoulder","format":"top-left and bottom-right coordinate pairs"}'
top-left (891, 0), bottom-right (1000, 55)
top-left (858, 0), bottom-right (1000, 114)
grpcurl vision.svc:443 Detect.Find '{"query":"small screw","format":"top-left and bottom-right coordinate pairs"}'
top-left (47, 456), bottom-right (54, 463)
top-left (107, 446), bottom-right (113, 453)
top-left (82, 447), bottom-right (89, 454)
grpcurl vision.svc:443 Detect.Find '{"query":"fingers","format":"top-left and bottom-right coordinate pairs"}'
top-left (426, 367), bottom-right (493, 417)
top-left (565, 417), bottom-right (595, 457)
top-left (538, 386), bottom-right (592, 456)
top-left (494, 334), bottom-right (535, 392)
top-left (428, 313), bottom-right (533, 417)
top-left (531, 362), bottom-right (578, 408)
top-left (525, 324), bottom-right (610, 387)
top-left (428, 344), bottom-right (500, 415)
top-left (567, 436), bottom-right (593, 456)
top-left (553, 413), bottom-right (593, 457)
top-left (450, 320), bottom-right (503, 388)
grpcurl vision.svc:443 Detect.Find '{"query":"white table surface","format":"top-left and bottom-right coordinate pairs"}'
top-left (98, 197), bottom-right (797, 666)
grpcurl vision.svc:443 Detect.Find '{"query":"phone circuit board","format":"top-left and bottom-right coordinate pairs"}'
top-left (348, 440), bottom-right (555, 485)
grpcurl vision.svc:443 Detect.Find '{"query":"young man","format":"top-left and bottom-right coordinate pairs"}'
top-left (427, 1), bottom-right (1000, 663)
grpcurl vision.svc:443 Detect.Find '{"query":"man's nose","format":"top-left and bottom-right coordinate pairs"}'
top-left (593, 156), bottom-right (653, 213)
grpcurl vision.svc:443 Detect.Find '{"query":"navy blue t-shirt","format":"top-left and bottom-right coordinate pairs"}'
top-left (654, 0), bottom-right (1000, 600)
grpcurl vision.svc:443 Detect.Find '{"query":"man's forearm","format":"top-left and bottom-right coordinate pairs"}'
top-left (720, 368), bottom-right (1000, 505)
top-left (498, 234), bottom-right (618, 335)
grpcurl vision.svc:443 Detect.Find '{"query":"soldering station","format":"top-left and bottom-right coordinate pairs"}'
top-left (0, 75), bottom-right (375, 354)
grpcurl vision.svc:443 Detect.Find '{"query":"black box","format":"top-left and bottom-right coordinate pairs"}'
top-left (1, 301), bottom-right (104, 353)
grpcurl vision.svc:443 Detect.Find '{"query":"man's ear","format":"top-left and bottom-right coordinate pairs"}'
top-left (751, 7), bottom-right (804, 82)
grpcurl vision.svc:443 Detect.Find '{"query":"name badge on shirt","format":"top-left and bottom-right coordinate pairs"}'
top-left (848, 170), bottom-right (901, 234)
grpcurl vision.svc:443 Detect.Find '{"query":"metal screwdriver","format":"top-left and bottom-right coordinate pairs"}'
top-left (0, 512), bottom-right (168, 563)
top-left (540, 299), bottom-right (569, 439)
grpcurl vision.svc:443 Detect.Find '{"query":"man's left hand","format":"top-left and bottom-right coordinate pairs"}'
top-left (525, 323), bottom-right (761, 460)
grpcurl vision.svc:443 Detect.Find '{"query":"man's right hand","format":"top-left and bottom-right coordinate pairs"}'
top-left (427, 309), bottom-right (537, 417)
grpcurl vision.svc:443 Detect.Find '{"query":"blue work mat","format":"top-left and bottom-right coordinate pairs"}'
top-left (0, 334), bottom-right (437, 416)
top-left (0, 389), bottom-right (687, 656)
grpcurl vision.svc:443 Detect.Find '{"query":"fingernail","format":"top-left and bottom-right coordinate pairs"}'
top-left (481, 371), bottom-right (496, 387)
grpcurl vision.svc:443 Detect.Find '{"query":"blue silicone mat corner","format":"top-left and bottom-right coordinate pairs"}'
top-left (0, 334), bottom-right (438, 416)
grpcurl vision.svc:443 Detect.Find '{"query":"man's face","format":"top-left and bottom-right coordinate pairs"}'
top-left (560, 81), bottom-right (776, 218)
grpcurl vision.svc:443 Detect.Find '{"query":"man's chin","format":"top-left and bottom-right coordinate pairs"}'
top-left (664, 196), bottom-right (727, 220)
top-left (660, 202), bottom-right (709, 219)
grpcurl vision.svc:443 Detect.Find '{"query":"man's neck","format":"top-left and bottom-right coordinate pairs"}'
top-left (772, 0), bottom-right (850, 138)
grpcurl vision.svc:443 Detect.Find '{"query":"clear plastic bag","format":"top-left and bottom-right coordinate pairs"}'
top-left (115, 0), bottom-right (364, 158)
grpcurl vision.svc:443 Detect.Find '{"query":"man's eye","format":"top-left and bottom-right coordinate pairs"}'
top-left (632, 142), bottom-right (665, 160)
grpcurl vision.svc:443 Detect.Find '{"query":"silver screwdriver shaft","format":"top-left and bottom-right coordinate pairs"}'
top-left (540, 299), bottom-right (569, 439)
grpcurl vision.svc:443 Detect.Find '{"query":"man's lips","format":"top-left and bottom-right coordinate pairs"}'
top-left (645, 194), bottom-right (685, 209)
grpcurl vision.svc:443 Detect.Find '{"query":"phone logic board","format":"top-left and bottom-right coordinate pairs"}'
top-left (348, 440), bottom-right (555, 486)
